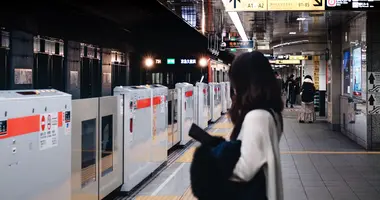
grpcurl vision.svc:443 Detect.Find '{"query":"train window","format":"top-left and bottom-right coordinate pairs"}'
top-left (81, 118), bottom-right (97, 188)
top-left (186, 73), bottom-right (191, 83)
top-left (152, 73), bottom-right (156, 84)
top-left (101, 115), bottom-right (113, 177)
top-left (159, 73), bottom-right (163, 84)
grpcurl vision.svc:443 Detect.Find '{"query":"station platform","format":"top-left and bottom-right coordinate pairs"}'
top-left (131, 115), bottom-right (380, 200)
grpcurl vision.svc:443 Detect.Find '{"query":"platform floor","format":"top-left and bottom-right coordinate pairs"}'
top-left (133, 114), bottom-right (380, 200)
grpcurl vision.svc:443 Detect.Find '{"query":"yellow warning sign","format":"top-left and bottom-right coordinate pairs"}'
top-left (268, 0), bottom-right (324, 11)
top-left (225, 0), bottom-right (324, 12)
top-left (313, 56), bottom-right (320, 90)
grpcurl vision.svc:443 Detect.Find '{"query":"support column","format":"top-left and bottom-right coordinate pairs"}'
top-left (327, 27), bottom-right (342, 131)
top-left (367, 12), bottom-right (380, 150)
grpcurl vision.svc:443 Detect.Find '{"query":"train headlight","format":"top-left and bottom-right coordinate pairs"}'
top-left (144, 58), bottom-right (154, 68)
top-left (199, 58), bottom-right (208, 67)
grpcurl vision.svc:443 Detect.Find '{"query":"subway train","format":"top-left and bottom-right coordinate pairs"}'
top-left (0, 81), bottom-right (231, 200)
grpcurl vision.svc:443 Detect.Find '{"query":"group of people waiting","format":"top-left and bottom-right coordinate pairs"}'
top-left (274, 73), bottom-right (316, 109)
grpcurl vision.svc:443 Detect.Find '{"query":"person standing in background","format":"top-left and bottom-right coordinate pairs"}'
top-left (298, 75), bottom-right (316, 123)
top-left (294, 77), bottom-right (301, 105)
top-left (274, 71), bottom-right (283, 93)
top-left (285, 74), bottom-right (295, 108)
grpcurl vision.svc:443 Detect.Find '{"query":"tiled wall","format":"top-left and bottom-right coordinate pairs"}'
top-left (65, 41), bottom-right (81, 99)
top-left (9, 31), bottom-right (34, 90)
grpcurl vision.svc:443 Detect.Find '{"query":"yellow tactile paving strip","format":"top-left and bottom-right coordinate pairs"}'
top-left (180, 187), bottom-right (196, 200)
top-left (176, 147), bottom-right (196, 163)
top-left (212, 122), bottom-right (233, 129)
top-left (135, 187), bottom-right (196, 200)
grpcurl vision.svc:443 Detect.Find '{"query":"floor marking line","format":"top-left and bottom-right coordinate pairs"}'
top-left (281, 151), bottom-right (380, 155)
top-left (151, 162), bottom-right (186, 196)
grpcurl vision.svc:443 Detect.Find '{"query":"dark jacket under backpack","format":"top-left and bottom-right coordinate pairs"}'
top-left (190, 138), bottom-right (266, 200)
top-left (301, 78), bottom-right (315, 103)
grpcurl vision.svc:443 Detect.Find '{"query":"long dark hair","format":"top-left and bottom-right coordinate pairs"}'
top-left (229, 51), bottom-right (284, 140)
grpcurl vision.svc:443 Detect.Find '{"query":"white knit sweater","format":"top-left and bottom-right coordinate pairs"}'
top-left (231, 109), bottom-right (284, 200)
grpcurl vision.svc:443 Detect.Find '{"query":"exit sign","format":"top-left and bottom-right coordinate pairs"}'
top-left (167, 58), bottom-right (175, 64)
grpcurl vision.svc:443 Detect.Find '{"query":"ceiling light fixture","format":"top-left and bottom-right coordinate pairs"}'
top-left (289, 32), bottom-right (296, 35)
top-left (222, 0), bottom-right (248, 41)
top-left (271, 40), bottom-right (309, 49)
top-left (297, 17), bottom-right (306, 21)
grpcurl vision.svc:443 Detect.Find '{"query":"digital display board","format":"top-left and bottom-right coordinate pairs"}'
top-left (352, 47), bottom-right (362, 97)
top-left (225, 40), bottom-right (254, 49)
top-left (326, 0), bottom-right (379, 10)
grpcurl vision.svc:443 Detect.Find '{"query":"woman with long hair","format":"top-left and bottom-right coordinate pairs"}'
top-left (190, 51), bottom-right (284, 200)
top-left (228, 51), bottom-right (284, 200)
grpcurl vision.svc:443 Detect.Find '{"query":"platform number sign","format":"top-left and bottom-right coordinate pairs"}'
top-left (327, 0), bottom-right (336, 7)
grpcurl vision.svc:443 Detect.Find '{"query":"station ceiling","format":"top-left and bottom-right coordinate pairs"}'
top-left (159, 0), bottom-right (362, 52)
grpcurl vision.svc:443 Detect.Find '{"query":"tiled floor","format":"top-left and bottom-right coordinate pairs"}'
top-left (133, 115), bottom-right (380, 200)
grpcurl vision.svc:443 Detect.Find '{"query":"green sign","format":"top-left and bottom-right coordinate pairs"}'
top-left (167, 58), bottom-right (175, 64)
top-left (230, 48), bottom-right (237, 52)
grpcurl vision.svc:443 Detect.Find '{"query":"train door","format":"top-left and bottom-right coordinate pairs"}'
top-left (80, 44), bottom-right (101, 98)
top-left (33, 37), bottom-right (65, 90)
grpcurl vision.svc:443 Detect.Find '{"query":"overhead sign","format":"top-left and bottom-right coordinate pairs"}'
top-left (268, 0), bottom-right (324, 11)
top-left (167, 58), bottom-right (175, 65)
top-left (181, 59), bottom-right (196, 64)
top-left (326, 0), bottom-right (379, 10)
top-left (289, 55), bottom-right (309, 60)
top-left (225, 0), bottom-right (267, 11)
top-left (225, 40), bottom-right (254, 49)
top-left (225, 0), bottom-right (324, 11)
top-left (275, 60), bottom-right (301, 64)
top-left (277, 55), bottom-right (310, 60)
top-left (155, 59), bottom-right (162, 64)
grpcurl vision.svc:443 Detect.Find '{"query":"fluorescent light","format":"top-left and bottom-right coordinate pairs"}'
top-left (289, 32), bottom-right (296, 35)
top-left (227, 12), bottom-right (248, 41)
top-left (222, 0), bottom-right (248, 41)
top-left (201, 0), bottom-right (206, 34)
top-left (297, 17), bottom-right (306, 21)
